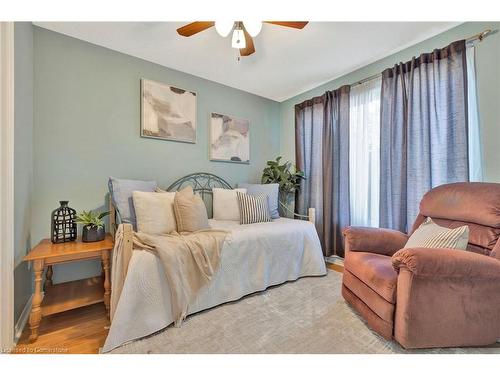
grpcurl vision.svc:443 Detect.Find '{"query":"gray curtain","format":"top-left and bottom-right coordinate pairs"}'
top-left (295, 86), bottom-right (350, 256)
top-left (380, 40), bottom-right (469, 232)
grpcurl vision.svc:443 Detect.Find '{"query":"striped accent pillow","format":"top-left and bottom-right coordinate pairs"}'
top-left (404, 217), bottom-right (469, 250)
top-left (236, 191), bottom-right (272, 225)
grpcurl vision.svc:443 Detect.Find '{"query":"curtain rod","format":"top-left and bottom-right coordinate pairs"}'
top-left (467, 28), bottom-right (495, 43)
top-left (351, 28), bottom-right (496, 87)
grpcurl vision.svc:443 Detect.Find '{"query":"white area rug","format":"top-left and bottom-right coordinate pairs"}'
top-left (109, 271), bottom-right (500, 354)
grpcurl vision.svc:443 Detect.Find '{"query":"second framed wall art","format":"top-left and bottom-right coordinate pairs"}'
top-left (209, 112), bottom-right (250, 164)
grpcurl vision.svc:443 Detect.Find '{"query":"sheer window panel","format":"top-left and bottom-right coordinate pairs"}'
top-left (466, 44), bottom-right (484, 182)
top-left (349, 77), bottom-right (382, 227)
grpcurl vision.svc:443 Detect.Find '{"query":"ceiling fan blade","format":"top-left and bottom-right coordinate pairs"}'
top-left (264, 21), bottom-right (309, 29)
top-left (240, 28), bottom-right (255, 57)
top-left (176, 22), bottom-right (215, 37)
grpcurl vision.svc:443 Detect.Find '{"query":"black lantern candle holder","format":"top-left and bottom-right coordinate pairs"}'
top-left (51, 200), bottom-right (77, 243)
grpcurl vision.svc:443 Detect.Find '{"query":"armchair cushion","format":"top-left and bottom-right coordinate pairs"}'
top-left (344, 252), bottom-right (397, 303)
top-left (419, 182), bottom-right (500, 228)
top-left (392, 247), bottom-right (500, 279)
top-left (343, 226), bottom-right (408, 256)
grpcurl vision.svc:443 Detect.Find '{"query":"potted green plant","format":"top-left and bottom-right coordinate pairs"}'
top-left (261, 156), bottom-right (305, 216)
top-left (75, 210), bottom-right (110, 242)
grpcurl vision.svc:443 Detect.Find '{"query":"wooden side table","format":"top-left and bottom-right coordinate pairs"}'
top-left (23, 234), bottom-right (114, 342)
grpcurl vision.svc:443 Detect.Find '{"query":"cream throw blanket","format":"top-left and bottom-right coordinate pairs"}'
top-left (111, 227), bottom-right (227, 326)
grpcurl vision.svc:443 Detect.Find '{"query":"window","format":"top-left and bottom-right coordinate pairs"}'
top-left (347, 54), bottom-right (482, 227)
top-left (349, 77), bottom-right (382, 227)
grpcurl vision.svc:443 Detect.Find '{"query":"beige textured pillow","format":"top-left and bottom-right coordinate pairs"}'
top-left (132, 190), bottom-right (176, 234)
top-left (173, 186), bottom-right (209, 232)
top-left (404, 217), bottom-right (469, 250)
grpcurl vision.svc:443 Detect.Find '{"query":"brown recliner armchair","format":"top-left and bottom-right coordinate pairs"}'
top-left (342, 182), bottom-right (500, 349)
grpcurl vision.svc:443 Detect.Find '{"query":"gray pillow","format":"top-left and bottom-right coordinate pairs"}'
top-left (108, 177), bottom-right (157, 229)
top-left (238, 183), bottom-right (279, 219)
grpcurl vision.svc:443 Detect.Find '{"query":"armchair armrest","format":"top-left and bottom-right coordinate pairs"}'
top-left (392, 248), bottom-right (500, 279)
top-left (343, 226), bottom-right (408, 256)
top-left (392, 247), bottom-right (500, 348)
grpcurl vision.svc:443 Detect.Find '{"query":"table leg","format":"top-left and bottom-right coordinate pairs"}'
top-left (44, 265), bottom-right (53, 291)
top-left (29, 259), bottom-right (44, 342)
top-left (101, 251), bottom-right (111, 318)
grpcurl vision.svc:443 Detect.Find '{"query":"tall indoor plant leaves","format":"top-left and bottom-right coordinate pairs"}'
top-left (261, 157), bottom-right (305, 215)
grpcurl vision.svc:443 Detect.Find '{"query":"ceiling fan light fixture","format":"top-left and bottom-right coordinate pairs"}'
top-left (176, 20), bottom-right (309, 58)
top-left (215, 21), bottom-right (234, 37)
top-left (243, 21), bottom-right (262, 37)
top-left (231, 28), bottom-right (246, 49)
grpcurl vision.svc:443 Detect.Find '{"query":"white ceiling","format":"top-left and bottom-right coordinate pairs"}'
top-left (34, 22), bottom-right (460, 102)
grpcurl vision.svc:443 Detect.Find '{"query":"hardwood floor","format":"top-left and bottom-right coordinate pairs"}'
top-left (326, 262), bottom-right (344, 273)
top-left (14, 263), bottom-right (344, 354)
top-left (14, 303), bottom-right (109, 354)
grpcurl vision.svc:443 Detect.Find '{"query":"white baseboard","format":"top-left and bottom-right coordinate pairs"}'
top-left (14, 294), bottom-right (32, 344)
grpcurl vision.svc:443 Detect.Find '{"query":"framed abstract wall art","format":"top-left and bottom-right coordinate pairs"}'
top-left (141, 79), bottom-right (197, 143)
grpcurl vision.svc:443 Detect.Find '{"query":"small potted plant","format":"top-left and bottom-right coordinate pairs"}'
top-left (75, 210), bottom-right (110, 242)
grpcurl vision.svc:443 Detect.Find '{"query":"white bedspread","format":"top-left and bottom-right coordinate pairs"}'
top-left (102, 218), bottom-right (326, 352)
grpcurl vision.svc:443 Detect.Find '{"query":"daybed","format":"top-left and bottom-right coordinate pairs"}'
top-left (102, 173), bottom-right (326, 352)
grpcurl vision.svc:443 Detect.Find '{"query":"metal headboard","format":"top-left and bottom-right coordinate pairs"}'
top-left (166, 172), bottom-right (233, 218)
top-left (166, 172), bottom-right (232, 194)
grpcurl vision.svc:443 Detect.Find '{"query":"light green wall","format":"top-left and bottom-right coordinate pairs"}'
top-left (33, 26), bottom-right (281, 283)
top-left (14, 22), bottom-right (34, 323)
top-left (279, 22), bottom-right (500, 183)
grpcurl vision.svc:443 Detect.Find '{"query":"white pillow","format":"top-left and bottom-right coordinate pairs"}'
top-left (212, 188), bottom-right (247, 221)
top-left (132, 191), bottom-right (177, 234)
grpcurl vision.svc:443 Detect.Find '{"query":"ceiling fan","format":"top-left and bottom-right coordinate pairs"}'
top-left (176, 21), bottom-right (308, 57)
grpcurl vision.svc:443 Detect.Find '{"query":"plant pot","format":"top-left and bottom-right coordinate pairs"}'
top-left (279, 191), bottom-right (295, 218)
top-left (82, 225), bottom-right (105, 242)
